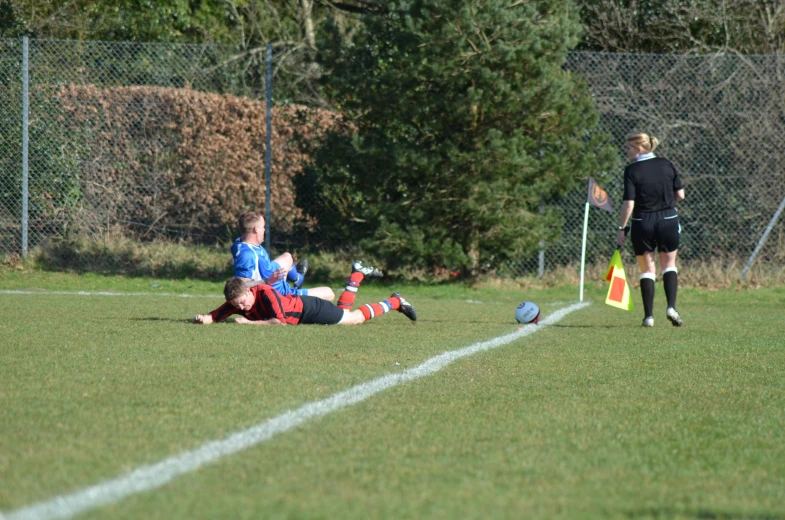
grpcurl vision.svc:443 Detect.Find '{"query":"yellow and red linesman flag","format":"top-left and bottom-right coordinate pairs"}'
top-left (604, 249), bottom-right (634, 311)
top-left (588, 177), bottom-right (613, 212)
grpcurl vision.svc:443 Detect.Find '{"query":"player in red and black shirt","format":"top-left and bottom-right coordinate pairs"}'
top-left (194, 262), bottom-right (417, 326)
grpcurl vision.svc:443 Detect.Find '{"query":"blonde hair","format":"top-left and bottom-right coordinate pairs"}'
top-left (224, 277), bottom-right (257, 300)
top-left (238, 211), bottom-right (264, 235)
top-left (626, 132), bottom-right (660, 154)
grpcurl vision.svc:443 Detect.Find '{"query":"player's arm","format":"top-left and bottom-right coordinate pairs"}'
top-left (265, 267), bottom-right (287, 284)
top-left (672, 163), bottom-right (685, 202)
top-left (194, 302), bottom-right (237, 324)
top-left (256, 254), bottom-right (281, 282)
top-left (235, 317), bottom-right (285, 326)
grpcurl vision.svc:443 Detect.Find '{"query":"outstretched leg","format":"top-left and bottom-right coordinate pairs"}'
top-left (337, 261), bottom-right (384, 310)
top-left (339, 293), bottom-right (417, 325)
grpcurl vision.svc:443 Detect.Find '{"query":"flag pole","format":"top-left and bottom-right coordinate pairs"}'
top-left (579, 201), bottom-right (590, 302)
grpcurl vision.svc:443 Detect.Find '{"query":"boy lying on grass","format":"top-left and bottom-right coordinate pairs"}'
top-left (194, 262), bottom-right (416, 326)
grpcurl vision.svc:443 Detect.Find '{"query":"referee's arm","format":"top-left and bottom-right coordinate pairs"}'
top-left (675, 189), bottom-right (685, 202)
top-left (616, 200), bottom-right (635, 247)
top-left (618, 200), bottom-right (634, 229)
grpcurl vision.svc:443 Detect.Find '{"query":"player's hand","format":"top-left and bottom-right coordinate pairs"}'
top-left (265, 267), bottom-right (287, 284)
top-left (235, 317), bottom-right (251, 324)
top-left (194, 314), bottom-right (213, 324)
top-left (616, 230), bottom-right (627, 247)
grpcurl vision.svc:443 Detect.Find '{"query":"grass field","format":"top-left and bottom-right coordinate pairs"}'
top-left (1, 269), bottom-right (784, 520)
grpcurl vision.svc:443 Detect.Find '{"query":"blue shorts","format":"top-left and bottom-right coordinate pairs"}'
top-left (270, 279), bottom-right (307, 297)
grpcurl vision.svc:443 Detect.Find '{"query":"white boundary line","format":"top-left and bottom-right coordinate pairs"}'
top-left (1, 301), bottom-right (589, 520)
top-left (0, 290), bottom-right (218, 298)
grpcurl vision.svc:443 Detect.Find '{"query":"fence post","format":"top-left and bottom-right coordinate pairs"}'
top-left (21, 36), bottom-right (29, 256)
top-left (739, 193), bottom-right (785, 280)
top-left (264, 43), bottom-right (272, 251)
top-left (537, 196), bottom-right (545, 278)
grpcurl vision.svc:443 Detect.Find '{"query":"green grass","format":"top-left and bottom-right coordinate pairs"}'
top-left (1, 271), bottom-right (784, 519)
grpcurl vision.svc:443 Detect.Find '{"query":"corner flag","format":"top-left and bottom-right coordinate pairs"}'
top-left (604, 249), bottom-right (634, 311)
top-left (588, 177), bottom-right (613, 212)
top-left (579, 178), bottom-right (613, 302)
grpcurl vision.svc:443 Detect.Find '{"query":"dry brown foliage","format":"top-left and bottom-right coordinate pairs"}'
top-left (53, 85), bottom-right (342, 237)
top-left (476, 257), bottom-right (785, 291)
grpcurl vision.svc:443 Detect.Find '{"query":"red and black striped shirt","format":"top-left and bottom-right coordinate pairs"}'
top-left (208, 285), bottom-right (304, 325)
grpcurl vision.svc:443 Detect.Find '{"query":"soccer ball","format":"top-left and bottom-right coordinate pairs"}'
top-left (515, 301), bottom-right (540, 324)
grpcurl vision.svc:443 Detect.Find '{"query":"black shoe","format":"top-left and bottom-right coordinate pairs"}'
top-left (352, 261), bottom-right (383, 278)
top-left (391, 292), bottom-right (417, 321)
top-left (296, 258), bottom-right (309, 276)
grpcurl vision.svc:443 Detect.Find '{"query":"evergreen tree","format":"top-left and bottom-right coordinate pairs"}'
top-left (310, 0), bottom-right (616, 275)
top-left (0, 0), bottom-right (27, 37)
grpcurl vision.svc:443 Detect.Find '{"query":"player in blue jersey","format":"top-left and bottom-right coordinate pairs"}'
top-left (233, 212), bottom-right (335, 301)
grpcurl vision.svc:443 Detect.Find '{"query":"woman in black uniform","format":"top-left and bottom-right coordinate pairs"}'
top-left (616, 132), bottom-right (685, 327)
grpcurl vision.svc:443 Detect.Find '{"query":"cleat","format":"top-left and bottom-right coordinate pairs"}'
top-left (642, 316), bottom-right (654, 328)
top-left (296, 258), bottom-right (309, 276)
top-left (391, 292), bottom-right (417, 322)
top-left (352, 261), bottom-right (383, 278)
top-left (666, 307), bottom-right (683, 327)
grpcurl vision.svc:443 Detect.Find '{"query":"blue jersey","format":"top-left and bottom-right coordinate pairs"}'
top-left (232, 239), bottom-right (273, 282)
top-left (231, 238), bottom-right (296, 295)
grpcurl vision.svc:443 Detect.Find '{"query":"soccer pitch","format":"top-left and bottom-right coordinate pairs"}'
top-left (1, 272), bottom-right (784, 519)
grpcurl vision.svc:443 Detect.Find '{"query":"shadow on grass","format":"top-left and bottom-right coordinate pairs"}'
top-left (550, 324), bottom-right (618, 329)
top-left (623, 508), bottom-right (784, 520)
top-left (132, 317), bottom-right (194, 324)
top-left (32, 235), bottom-right (233, 280)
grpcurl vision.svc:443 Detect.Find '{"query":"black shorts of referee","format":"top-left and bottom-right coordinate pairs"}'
top-left (299, 295), bottom-right (345, 325)
top-left (630, 208), bottom-right (680, 256)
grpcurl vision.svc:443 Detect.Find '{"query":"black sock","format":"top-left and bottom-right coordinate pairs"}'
top-left (663, 271), bottom-right (678, 309)
top-left (640, 277), bottom-right (655, 318)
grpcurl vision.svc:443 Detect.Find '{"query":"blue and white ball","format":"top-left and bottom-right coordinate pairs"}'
top-left (515, 301), bottom-right (541, 324)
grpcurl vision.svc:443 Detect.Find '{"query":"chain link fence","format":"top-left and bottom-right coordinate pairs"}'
top-left (0, 39), bottom-right (22, 257)
top-left (512, 51), bottom-right (785, 275)
top-left (0, 38), bottom-right (317, 260)
top-left (1, 39), bottom-right (784, 276)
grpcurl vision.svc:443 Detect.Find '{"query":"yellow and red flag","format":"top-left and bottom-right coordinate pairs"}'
top-left (605, 249), bottom-right (634, 311)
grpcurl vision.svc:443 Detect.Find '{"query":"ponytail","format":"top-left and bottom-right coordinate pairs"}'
top-left (626, 132), bottom-right (659, 153)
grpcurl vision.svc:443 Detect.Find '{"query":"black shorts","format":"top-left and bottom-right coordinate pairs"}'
top-left (630, 208), bottom-right (680, 255)
top-left (299, 295), bottom-right (344, 325)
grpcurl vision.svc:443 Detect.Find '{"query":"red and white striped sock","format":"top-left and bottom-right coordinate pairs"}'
top-left (337, 271), bottom-right (365, 310)
top-left (359, 296), bottom-right (401, 321)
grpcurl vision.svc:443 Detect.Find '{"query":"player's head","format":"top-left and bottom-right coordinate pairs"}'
top-left (224, 277), bottom-right (256, 311)
top-left (238, 211), bottom-right (265, 241)
top-left (625, 132), bottom-right (660, 161)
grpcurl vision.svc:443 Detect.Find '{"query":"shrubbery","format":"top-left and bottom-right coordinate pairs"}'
top-left (53, 84), bottom-right (342, 240)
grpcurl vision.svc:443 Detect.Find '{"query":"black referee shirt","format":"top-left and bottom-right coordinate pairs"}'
top-left (622, 157), bottom-right (683, 217)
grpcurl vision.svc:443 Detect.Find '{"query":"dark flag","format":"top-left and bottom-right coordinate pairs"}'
top-left (588, 177), bottom-right (613, 212)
